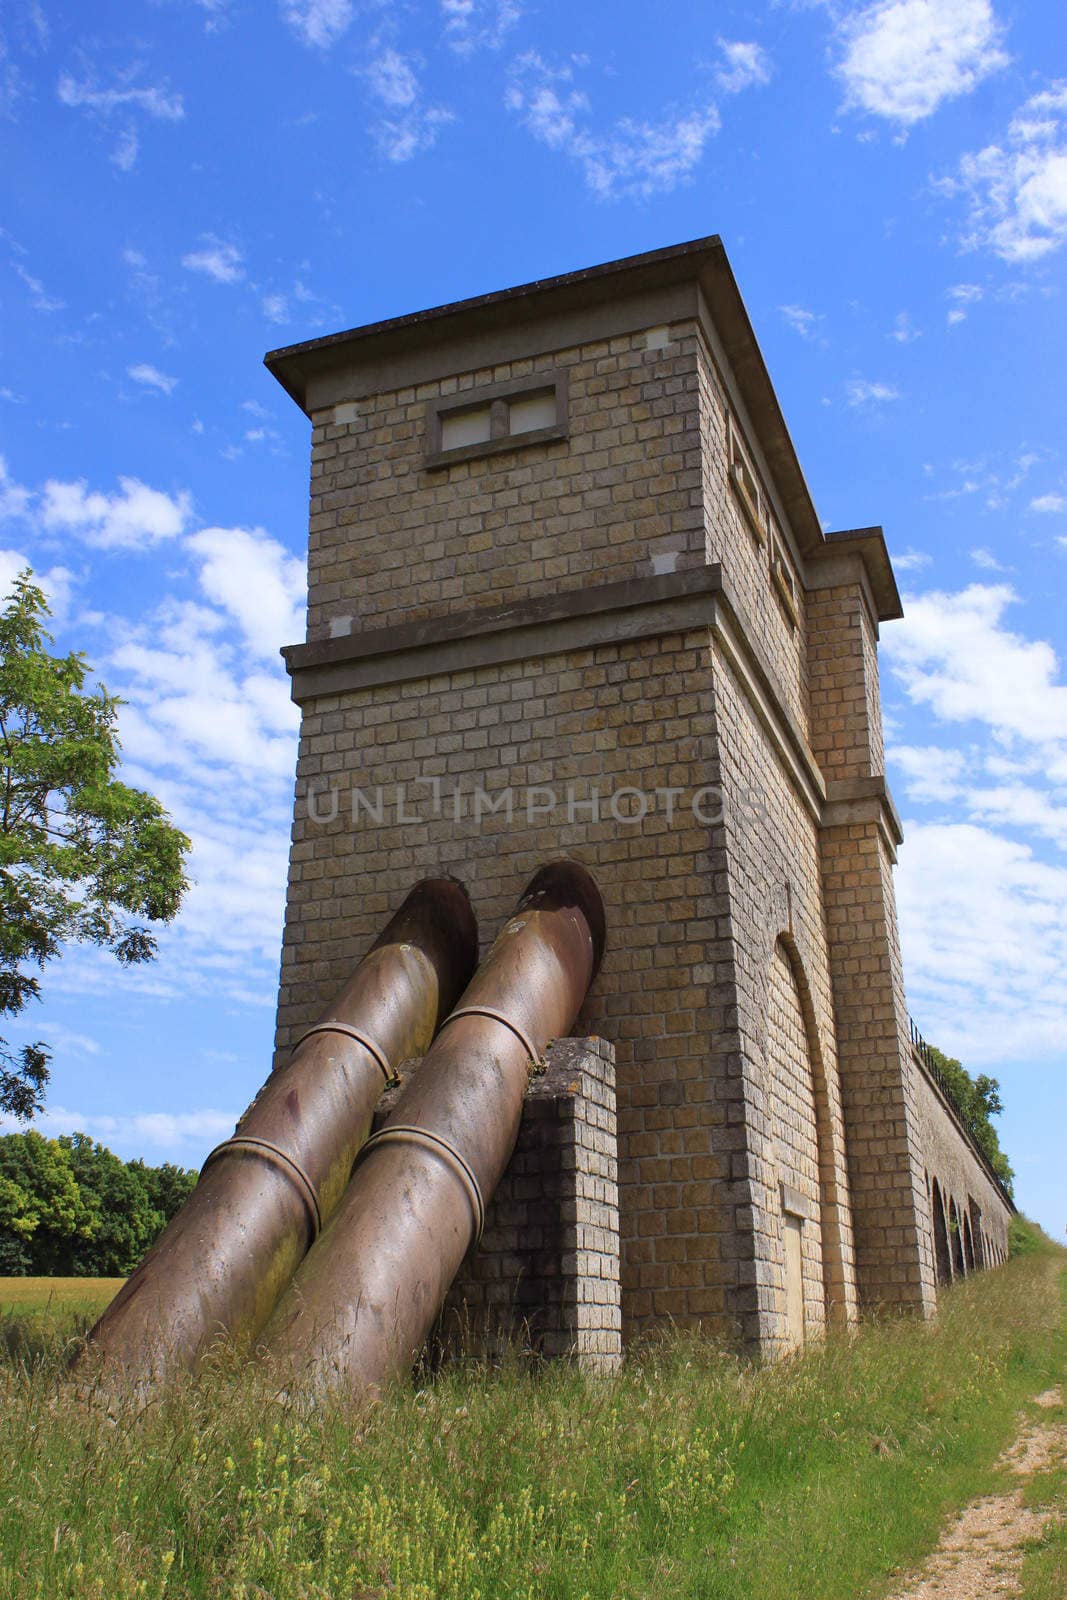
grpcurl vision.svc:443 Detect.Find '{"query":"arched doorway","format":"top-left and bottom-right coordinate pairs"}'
top-left (931, 1179), bottom-right (952, 1286)
top-left (766, 941), bottom-right (827, 1349)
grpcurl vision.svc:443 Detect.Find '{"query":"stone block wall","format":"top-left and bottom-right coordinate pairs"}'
top-left (305, 322), bottom-right (706, 643)
top-left (373, 1036), bottom-right (622, 1371)
top-left (911, 1052), bottom-right (1013, 1279)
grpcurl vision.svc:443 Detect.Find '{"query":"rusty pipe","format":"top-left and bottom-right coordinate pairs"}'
top-left (262, 860), bottom-right (605, 1403)
top-left (79, 878), bottom-right (478, 1393)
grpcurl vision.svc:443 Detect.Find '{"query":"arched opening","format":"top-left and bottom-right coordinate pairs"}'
top-left (766, 939), bottom-right (831, 1349)
top-left (962, 1213), bottom-right (976, 1273)
top-left (949, 1198), bottom-right (966, 1276)
top-left (931, 1178), bottom-right (952, 1287)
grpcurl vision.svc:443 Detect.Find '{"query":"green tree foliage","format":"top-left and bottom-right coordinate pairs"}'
top-left (926, 1043), bottom-right (1015, 1192)
top-left (0, 571), bottom-right (191, 1118)
top-left (0, 1130), bottom-right (196, 1275)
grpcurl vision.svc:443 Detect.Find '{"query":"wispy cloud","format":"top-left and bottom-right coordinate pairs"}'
top-left (441, 0), bottom-right (522, 55)
top-left (941, 80), bottom-right (1067, 262)
top-left (506, 52), bottom-right (720, 199)
top-left (835, 0), bottom-right (1008, 126)
top-left (0, 1103), bottom-right (238, 1152)
top-left (714, 39), bottom-right (772, 95)
top-left (280, 0), bottom-right (354, 49)
top-left (892, 547), bottom-right (932, 571)
top-left (57, 75), bottom-right (185, 122)
top-left (57, 70), bottom-right (185, 170)
top-left (1031, 492), bottom-right (1066, 514)
top-left (182, 235), bottom-right (244, 284)
top-left (889, 310), bottom-right (921, 342)
top-left (845, 376), bottom-right (901, 405)
top-left (128, 362), bottom-right (178, 395)
top-left (970, 545), bottom-right (1007, 571)
top-left (12, 261), bottom-right (64, 313)
top-left (780, 303), bottom-right (822, 341)
top-left (946, 280), bottom-right (983, 325)
top-left (361, 48), bottom-right (454, 162)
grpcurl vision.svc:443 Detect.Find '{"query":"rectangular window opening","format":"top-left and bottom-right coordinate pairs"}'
top-left (440, 403), bottom-right (492, 451)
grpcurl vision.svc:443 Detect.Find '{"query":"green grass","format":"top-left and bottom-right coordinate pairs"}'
top-left (0, 1276), bottom-right (124, 1316)
top-left (0, 1235), bottom-right (1064, 1600)
top-left (1018, 1264), bottom-right (1067, 1599)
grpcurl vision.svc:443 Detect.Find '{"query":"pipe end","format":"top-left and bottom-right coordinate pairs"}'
top-left (518, 860), bottom-right (606, 979)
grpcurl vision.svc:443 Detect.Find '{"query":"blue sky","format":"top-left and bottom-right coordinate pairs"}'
top-left (1, 0), bottom-right (1064, 1237)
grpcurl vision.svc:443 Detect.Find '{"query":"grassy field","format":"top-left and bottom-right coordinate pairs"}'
top-left (0, 1276), bottom-right (123, 1316)
top-left (0, 1228), bottom-right (1064, 1600)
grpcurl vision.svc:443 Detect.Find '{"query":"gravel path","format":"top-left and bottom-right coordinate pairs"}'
top-left (884, 1389), bottom-right (1065, 1600)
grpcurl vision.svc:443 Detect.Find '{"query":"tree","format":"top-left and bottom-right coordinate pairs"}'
top-left (926, 1043), bottom-right (1015, 1193)
top-left (0, 570), bottom-right (191, 1117)
top-left (0, 1131), bottom-right (197, 1274)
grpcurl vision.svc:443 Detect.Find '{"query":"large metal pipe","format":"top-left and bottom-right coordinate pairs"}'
top-left (263, 860), bottom-right (605, 1403)
top-left (79, 878), bottom-right (478, 1392)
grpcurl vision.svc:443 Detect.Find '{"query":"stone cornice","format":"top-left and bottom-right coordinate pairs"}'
top-left (282, 564), bottom-right (833, 825)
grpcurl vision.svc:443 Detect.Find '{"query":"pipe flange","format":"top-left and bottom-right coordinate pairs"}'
top-left (359, 1124), bottom-right (485, 1242)
top-left (293, 1021), bottom-right (395, 1085)
top-left (439, 1004), bottom-right (540, 1067)
top-left (201, 1136), bottom-right (322, 1238)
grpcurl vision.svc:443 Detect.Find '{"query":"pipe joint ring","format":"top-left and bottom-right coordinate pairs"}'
top-left (440, 1005), bottom-right (540, 1068)
top-left (201, 1136), bottom-right (323, 1239)
top-left (293, 1021), bottom-right (395, 1085)
top-left (360, 1124), bottom-right (485, 1242)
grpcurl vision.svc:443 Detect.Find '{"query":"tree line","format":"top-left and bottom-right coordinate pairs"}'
top-left (926, 1044), bottom-right (1015, 1191)
top-left (0, 1130), bottom-right (196, 1276)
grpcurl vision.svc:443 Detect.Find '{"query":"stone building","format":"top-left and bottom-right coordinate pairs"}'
top-left (266, 236), bottom-right (1013, 1360)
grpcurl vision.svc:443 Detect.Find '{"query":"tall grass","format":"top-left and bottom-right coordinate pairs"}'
top-left (1, 1227), bottom-right (1063, 1600)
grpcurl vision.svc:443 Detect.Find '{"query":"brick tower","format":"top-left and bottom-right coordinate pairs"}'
top-left (266, 238), bottom-right (1010, 1355)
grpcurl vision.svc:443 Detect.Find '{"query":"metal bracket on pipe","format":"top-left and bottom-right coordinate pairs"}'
top-left (359, 1124), bottom-right (486, 1241)
top-left (201, 1136), bottom-right (323, 1238)
top-left (439, 1004), bottom-right (540, 1067)
top-left (293, 1021), bottom-right (395, 1085)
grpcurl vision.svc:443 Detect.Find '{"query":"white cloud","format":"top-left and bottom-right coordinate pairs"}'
top-left (846, 376), bottom-right (900, 405)
top-left (896, 823), bottom-right (1067, 1064)
top-left (128, 362), bottom-right (178, 395)
top-left (366, 48), bottom-right (419, 109)
top-left (40, 476), bottom-right (192, 550)
top-left (441, 0), bottom-right (522, 54)
top-left (889, 742), bottom-right (969, 803)
top-left (262, 292), bottom-right (289, 323)
top-left (281, 0), bottom-right (354, 48)
top-left (836, 0), bottom-right (1008, 126)
top-left (715, 39), bottom-right (772, 95)
top-left (57, 74), bottom-right (185, 122)
top-left (0, 534), bottom-right (78, 621)
top-left (112, 128), bottom-right (139, 171)
top-left (0, 454), bottom-right (31, 521)
top-left (885, 584), bottom-right (1067, 750)
top-left (372, 105), bottom-right (454, 162)
top-left (780, 303), bottom-right (821, 340)
top-left (892, 547), bottom-right (932, 571)
top-left (363, 49), bottom-right (453, 162)
top-left (186, 524), bottom-right (305, 660)
top-left (182, 235), bottom-right (244, 284)
top-left (12, 261), bottom-right (64, 313)
top-left (889, 310), bottom-right (921, 343)
top-left (1030, 492), bottom-right (1066, 514)
top-left (506, 53), bottom-right (720, 199)
top-left (943, 81), bottom-right (1067, 261)
top-left (970, 546), bottom-right (1006, 571)
top-left (0, 1103), bottom-right (238, 1151)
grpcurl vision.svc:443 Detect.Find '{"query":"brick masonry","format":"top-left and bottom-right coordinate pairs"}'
top-left (409, 1036), bottom-right (622, 1370)
top-left (267, 239), bottom-right (1014, 1358)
